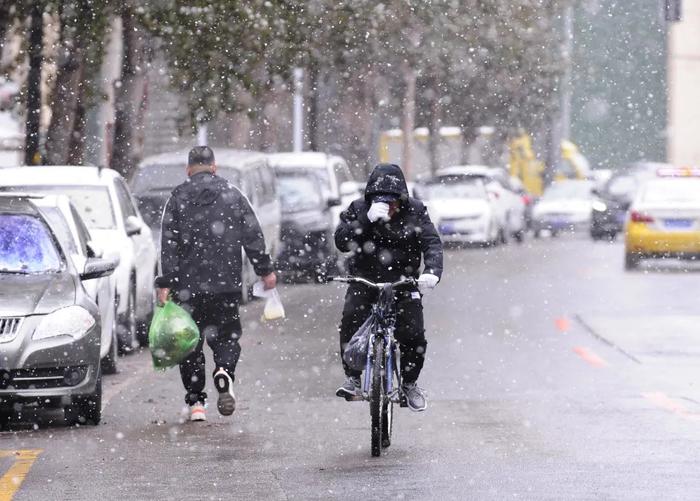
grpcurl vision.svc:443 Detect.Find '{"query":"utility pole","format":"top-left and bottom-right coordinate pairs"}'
top-left (293, 67), bottom-right (304, 152)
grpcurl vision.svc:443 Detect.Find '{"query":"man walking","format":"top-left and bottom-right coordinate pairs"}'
top-left (155, 146), bottom-right (276, 421)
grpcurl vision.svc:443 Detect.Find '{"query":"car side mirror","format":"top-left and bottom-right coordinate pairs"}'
top-left (327, 198), bottom-right (341, 208)
top-left (125, 215), bottom-right (142, 237)
top-left (591, 188), bottom-right (601, 197)
top-left (80, 257), bottom-right (118, 281)
top-left (86, 241), bottom-right (103, 258)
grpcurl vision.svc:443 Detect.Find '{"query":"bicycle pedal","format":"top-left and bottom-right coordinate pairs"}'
top-left (399, 395), bottom-right (408, 408)
top-left (344, 394), bottom-right (364, 402)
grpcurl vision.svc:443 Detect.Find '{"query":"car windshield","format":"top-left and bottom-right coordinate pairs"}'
top-left (135, 193), bottom-right (168, 229)
top-left (0, 214), bottom-right (62, 274)
top-left (542, 181), bottom-right (594, 201)
top-left (132, 164), bottom-right (242, 193)
top-left (277, 173), bottom-right (324, 213)
top-left (0, 186), bottom-right (116, 229)
top-left (421, 178), bottom-right (486, 200)
top-left (606, 175), bottom-right (637, 198)
top-left (641, 179), bottom-right (700, 204)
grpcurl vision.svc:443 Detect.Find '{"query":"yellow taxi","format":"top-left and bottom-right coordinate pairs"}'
top-left (625, 168), bottom-right (700, 269)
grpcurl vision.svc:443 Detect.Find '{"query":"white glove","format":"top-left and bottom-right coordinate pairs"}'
top-left (417, 273), bottom-right (439, 293)
top-left (367, 202), bottom-right (391, 223)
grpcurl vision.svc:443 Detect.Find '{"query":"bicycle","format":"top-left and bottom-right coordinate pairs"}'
top-left (330, 276), bottom-right (416, 457)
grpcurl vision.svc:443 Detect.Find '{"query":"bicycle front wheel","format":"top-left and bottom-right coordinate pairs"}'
top-left (370, 337), bottom-right (384, 457)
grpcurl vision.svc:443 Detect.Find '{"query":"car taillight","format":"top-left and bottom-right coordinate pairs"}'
top-left (630, 210), bottom-right (653, 223)
top-left (522, 194), bottom-right (532, 205)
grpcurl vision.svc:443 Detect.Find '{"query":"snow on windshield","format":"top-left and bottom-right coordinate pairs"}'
top-left (0, 215), bottom-right (61, 273)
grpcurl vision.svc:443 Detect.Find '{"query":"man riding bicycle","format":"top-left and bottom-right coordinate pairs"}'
top-left (334, 163), bottom-right (443, 411)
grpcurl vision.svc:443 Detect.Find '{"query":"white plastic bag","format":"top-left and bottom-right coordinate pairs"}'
top-left (252, 282), bottom-right (286, 321)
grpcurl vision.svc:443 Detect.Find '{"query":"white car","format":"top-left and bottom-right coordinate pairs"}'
top-left (414, 174), bottom-right (501, 245)
top-left (0, 166), bottom-right (157, 349)
top-left (134, 149), bottom-right (281, 303)
top-left (268, 152), bottom-right (359, 229)
top-left (435, 166), bottom-right (527, 242)
top-left (532, 180), bottom-right (595, 237)
top-left (30, 194), bottom-right (120, 374)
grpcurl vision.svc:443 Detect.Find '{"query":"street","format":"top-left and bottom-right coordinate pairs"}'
top-left (1, 235), bottom-right (700, 500)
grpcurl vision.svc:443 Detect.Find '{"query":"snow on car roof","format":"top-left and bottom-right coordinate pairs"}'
top-left (434, 165), bottom-right (494, 177)
top-left (0, 165), bottom-right (121, 186)
top-left (268, 152), bottom-right (331, 169)
top-left (140, 148), bottom-right (267, 170)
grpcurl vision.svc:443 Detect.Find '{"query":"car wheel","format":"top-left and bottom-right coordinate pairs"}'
top-left (101, 306), bottom-right (119, 375)
top-left (625, 252), bottom-right (641, 270)
top-left (65, 369), bottom-right (102, 426)
top-left (0, 409), bottom-right (10, 431)
top-left (136, 276), bottom-right (156, 347)
top-left (118, 281), bottom-right (137, 354)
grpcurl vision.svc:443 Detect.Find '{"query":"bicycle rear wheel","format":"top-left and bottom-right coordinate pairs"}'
top-left (370, 337), bottom-right (384, 457)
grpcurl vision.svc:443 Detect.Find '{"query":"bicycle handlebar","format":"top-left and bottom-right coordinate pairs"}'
top-left (329, 276), bottom-right (417, 289)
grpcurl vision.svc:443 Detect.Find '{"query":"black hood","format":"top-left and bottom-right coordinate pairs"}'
top-left (364, 164), bottom-right (409, 202)
top-left (172, 172), bottom-right (227, 207)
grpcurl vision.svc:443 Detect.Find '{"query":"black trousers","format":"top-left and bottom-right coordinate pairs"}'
top-left (339, 284), bottom-right (427, 384)
top-left (176, 292), bottom-right (242, 405)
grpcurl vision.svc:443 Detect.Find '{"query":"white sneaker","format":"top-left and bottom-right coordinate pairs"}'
top-left (190, 402), bottom-right (206, 421)
top-left (214, 368), bottom-right (236, 416)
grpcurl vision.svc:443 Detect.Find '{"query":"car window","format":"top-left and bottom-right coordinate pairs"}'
top-left (606, 175), bottom-right (637, 198)
top-left (131, 164), bottom-right (187, 193)
top-left (334, 161), bottom-right (353, 185)
top-left (0, 214), bottom-right (62, 274)
top-left (218, 167), bottom-right (242, 189)
top-left (243, 171), bottom-right (257, 204)
top-left (419, 178), bottom-right (487, 200)
top-left (71, 205), bottom-right (91, 256)
top-left (258, 164), bottom-right (277, 204)
top-left (40, 207), bottom-right (79, 256)
top-left (114, 179), bottom-right (137, 223)
top-left (641, 179), bottom-right (700, 204)
top-left (542, 181), bottom-right (594, 200)
top-left (277, 173), bottom-right (324, 213)
top-left (0, 186), bottom-right (116, 229)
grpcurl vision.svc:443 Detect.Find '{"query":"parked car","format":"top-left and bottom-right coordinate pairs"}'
top-left (274, 168), bottom-right (339, 278)
top-left (531, 180), bottom-right (595, 237)
top-left (590, 164), bottom-right (664, 241)
top-left (624, 168), bottom-right (700, 270)
top-left (0, 195), bottom-right (117, 427)
top-left (0, 166), bottom-right (157, 349)
top-left (268, 152), bottom-right (358, 228)
top-left (133, 149), bottom-right (281, 302)
top-left (431, 166), bottom-right (527, 242)
top-left (30, 194), bottom-right (120, 374)
top-left (414, 173), bottom-right (500, 246)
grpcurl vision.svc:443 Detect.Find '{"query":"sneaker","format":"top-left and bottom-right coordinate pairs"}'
top-left (335, 376), bottom-right (362, 401)
top-left (213, 368), bottom-right (236, 416)
top-left (402, 382), bottom-right (427, 412)
top-left (190, 402), bottom-right (206, 422)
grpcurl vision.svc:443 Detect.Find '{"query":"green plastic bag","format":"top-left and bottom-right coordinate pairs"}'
top-left (148, 301), bottom-right (200, 370)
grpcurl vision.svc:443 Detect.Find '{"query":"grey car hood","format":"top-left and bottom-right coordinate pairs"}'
top-left (0, 273), bottom-right (76, 316)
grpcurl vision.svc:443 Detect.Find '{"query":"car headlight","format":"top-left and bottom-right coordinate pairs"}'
top-left (33, 306), bottom-right (96, 340)
top-left (592, 201), bottom-right (607, 212)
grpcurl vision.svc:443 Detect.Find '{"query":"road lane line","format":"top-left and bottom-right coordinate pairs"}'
top-left (642, 392), bottom-right (700, 421)
top-left (0, 449), bottom-right (42, 501)
top-left (573, 346), bottom-right (609, 368)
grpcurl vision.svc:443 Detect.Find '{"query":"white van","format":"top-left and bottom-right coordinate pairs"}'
top-left (268, 152), bottom-right (360, 229)
top-left (132, 149), bottom-right (281, 303)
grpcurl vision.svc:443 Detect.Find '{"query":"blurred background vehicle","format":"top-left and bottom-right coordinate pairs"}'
top-left (0, 195), bottom-right (117, 428)
top-left (30, 194), bottom-right (120, 374)
top-left (590, 163), bottom-right (661, 241)
top-left (433, 165), bottom-right (527, 243)
top-left (531, 179), bottom-right (595, 237)
top-left (624, 168), bottom-right (700, 270)
top-left (274, 168), bottom-right (339, 280)
top-left (0, 166), bottom-right (157, 349)
top-left (414, 172), bottom-right (500, 246)
top-left (134, 150), bottom-right (281, 303)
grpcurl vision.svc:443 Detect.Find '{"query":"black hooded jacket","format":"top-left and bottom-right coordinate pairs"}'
top-left (155, 172), bottom-right (273, 295)
top-left (334, 164), bottom-right (443, 283)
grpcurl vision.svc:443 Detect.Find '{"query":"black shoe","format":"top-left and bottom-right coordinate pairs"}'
top-left (214, 368), bottom-right (236, 416)
top-left (335, 376), bottom-right (362, 401)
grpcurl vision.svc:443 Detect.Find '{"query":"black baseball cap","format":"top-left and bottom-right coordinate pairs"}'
top-left (188, 145), bottom-right (215, 166)
top-left (372, 193), bottom-right (400, 203)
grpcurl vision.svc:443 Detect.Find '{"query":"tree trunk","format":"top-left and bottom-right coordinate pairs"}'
top-left (401, 62), bottom-right (416, 180)
top-left (426, 78), bottom-right (441, 175)
top-left (24, 2), bottom-right (43, 166)
top-left (67, 76), bottom-right (87, 165)
top-left (44, 39), bottom-right (85, 164)
top-left (110, 5), bottom-right (147, 179)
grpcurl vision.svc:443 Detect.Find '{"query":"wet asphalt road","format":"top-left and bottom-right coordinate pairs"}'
top-left (2, 235), bottom-right (700, 500)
